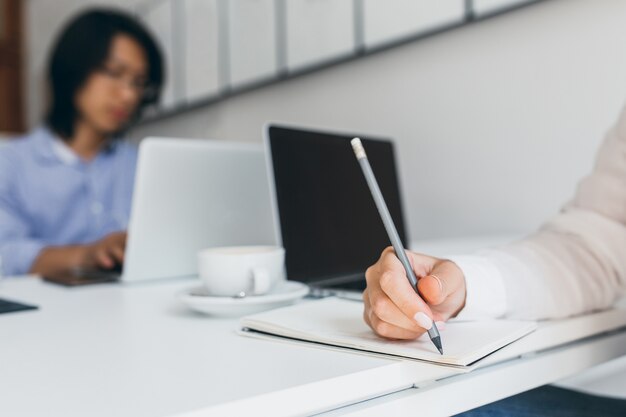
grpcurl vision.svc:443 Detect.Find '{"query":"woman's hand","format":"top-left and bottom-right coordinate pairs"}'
top-left (363, 247), bottom-right (466, 340)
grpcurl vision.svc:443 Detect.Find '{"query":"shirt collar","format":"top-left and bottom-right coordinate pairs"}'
top-left (32, 126), bottom-right (119, 166)
top-left (50, 136), bottom-right (80, 165)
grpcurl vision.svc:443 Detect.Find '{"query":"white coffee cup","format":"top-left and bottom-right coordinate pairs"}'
top-left (197, 245), bottom-right (286, 297)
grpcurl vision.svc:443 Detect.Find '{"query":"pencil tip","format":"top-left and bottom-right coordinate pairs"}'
top-left (432, 336), bottom-right (443, 355)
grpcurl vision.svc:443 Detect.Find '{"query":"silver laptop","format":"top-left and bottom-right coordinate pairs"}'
top-left (122, 137), bottom-right (277, 282)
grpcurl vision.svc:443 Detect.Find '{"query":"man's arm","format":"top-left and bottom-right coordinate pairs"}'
top-left (0, 150), bottom-right (126, 277)
top-left (0, 152), bottom-right (45, 276)
top-left (29, 232), bottom-right (126, 278)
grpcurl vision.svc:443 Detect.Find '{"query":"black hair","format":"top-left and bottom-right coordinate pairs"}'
top-left (45, 8), bottom-right (164, 139)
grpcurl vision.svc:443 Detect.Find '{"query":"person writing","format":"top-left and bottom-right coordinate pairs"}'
top-left (0, 9), bottom-right (163, 278)
top-left (362, 104), bottom-right (626, 414)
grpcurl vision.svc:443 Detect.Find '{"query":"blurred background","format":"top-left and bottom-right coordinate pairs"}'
top-left (3, 0), bottom-right (626, 242)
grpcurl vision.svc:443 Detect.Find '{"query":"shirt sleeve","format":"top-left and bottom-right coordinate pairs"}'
top-left (449, 108), bottom-right (626, 321)
top-left (447, 255), bottom-right (507, 320)
top-left (0, 151), bottom-right (45, 277)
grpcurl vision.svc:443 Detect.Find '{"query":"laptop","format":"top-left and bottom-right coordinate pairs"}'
top-left (44, 137), bottom-right (277, 285)
top-left (264, 124), bottom-right (408, 295)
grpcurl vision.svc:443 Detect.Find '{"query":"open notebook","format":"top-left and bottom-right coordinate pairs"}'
top-left (240, 297), bottom-right (537, 367)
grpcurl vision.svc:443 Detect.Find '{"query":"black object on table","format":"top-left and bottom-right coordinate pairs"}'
top-left (0, 298), bottom-right (38, 314)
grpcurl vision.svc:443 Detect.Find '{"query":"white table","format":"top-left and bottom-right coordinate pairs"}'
top-left (2, 276), bottom-right (626, 417)
top-left (0, 276), bottom-right (403, 417)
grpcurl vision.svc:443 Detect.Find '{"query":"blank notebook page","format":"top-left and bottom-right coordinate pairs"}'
top-left (241, 297), bottom-right (537, 367)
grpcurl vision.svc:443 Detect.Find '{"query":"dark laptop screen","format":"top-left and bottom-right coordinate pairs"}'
top-left (267, 125), bottom-right (408, 288)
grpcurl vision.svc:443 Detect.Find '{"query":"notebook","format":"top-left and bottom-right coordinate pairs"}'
top-left (240, 297), bottom-right (537, 367)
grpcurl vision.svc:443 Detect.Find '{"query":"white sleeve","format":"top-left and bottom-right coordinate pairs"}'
top-left (447, 255), bottom-right (507, 320)
top-left (445, 109), bottom-right (626, 321)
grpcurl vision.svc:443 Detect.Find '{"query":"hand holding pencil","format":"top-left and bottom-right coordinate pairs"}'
top-left (351, 138), bottom-right (467, 352)
top-left (363, 248), bottom-right (467, 340)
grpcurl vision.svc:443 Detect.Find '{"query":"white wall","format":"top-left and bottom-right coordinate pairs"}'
top-left (25, 0), bottom-right (626, 241)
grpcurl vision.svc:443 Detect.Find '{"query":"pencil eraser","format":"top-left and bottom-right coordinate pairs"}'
top-left (351, 138), bottom-right (366, 159)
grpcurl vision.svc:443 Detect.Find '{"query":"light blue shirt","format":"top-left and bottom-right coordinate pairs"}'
top-left (0, 127), bottom-right (138, 276)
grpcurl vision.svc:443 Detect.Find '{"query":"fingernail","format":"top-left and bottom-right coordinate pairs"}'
top-left (435, 321), bottom-right (446, 331)
top-left (414, 312), bottom-right (433, 330)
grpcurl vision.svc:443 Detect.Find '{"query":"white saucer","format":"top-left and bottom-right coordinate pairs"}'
top-left (178, 281), bottom-right (309, 317)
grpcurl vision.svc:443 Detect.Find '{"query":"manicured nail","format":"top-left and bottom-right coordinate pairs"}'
top-left (414, 312), bottom-right (433, 330)
top-left (435, 321), bottom-right (446, 331)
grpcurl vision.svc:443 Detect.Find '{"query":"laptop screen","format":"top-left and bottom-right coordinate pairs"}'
top-left (267, 125), bottom-right (408, 289)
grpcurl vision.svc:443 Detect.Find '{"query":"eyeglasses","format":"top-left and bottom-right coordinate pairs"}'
top-left (97, 66), bottom-right (156, 100)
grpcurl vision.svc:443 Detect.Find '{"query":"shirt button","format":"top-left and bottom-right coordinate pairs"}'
top-left (91, 202), bottom-right (103, 215)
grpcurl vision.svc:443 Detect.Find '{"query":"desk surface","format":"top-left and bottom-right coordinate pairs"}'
top-left (0, 277), bottom-right (457, 417)
top-left (2, 235), bottom-right (626, 416)
top-left (3, 277), bottom-right (626, 417)
top-left (0, 236), bottom-right (511, 417)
